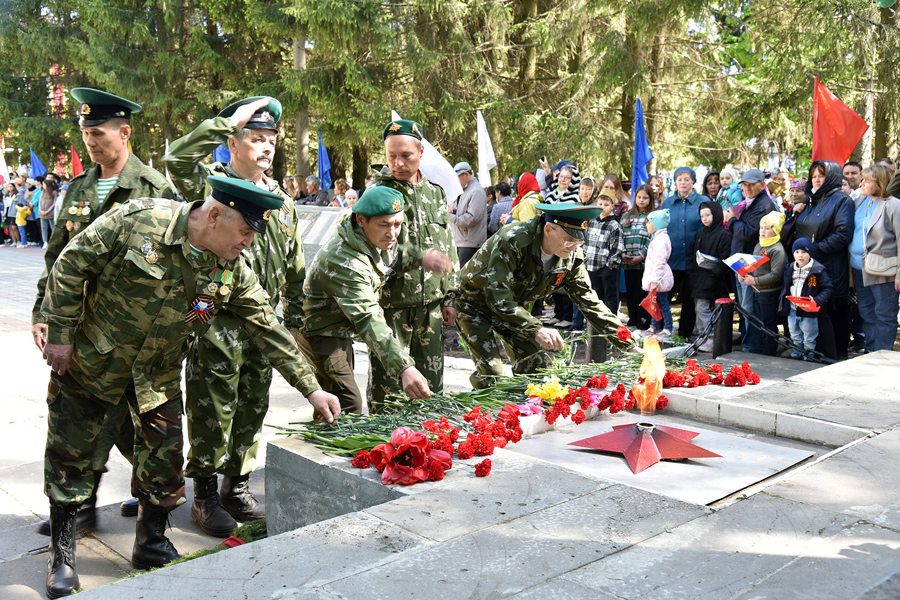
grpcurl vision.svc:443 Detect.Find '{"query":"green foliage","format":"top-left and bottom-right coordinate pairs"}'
top-left (0, 0), bottom-right (897, 178)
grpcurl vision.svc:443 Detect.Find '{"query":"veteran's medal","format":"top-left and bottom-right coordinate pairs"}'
top-left (218, 285), bottom-right (231, 296)
top-left (82, 206), bottom-right (90, 216)
top-left (68, 206), bottom-right (77, 215)
top-left (207, 282), bottom-right (219, 294)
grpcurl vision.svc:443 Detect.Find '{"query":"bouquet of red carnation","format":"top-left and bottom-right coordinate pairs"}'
top-left (616, 326), bottom-right (632, 342)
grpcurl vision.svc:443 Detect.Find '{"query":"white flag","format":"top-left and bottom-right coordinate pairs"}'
top-left (476, 110), bottom-right (497, 187)
top-left (0, 144), bottom-right (9, 186)
top-left (391, 110), bottom-right (463, 203)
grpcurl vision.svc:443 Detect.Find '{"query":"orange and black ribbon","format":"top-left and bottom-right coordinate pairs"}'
top-left (186, 295), bottom-right (215, 324)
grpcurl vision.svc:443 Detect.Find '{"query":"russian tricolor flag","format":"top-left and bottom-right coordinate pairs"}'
top-left (723, 253), bottom-right (770, 276)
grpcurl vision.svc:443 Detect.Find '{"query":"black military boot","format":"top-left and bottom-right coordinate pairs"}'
top-left (190, 476), bottom-right (236, 537)
top-left (120, 497), bottom-right (139, 517)
top-left (131, 503), bottom-right (182, 570)
top-left (37, 472), bottom-right (102, 537)
top-left (47, 502), bottom-right (80, 599)
top-left (220, 473), bottom-right (265, 522)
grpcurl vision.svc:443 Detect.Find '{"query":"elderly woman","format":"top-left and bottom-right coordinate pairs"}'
top-left (661, 166), bottom-right (707, 338)
top-left (849, 164), bottom-right (900, 352)
top-left (785, 160), bottom-right (855, 359)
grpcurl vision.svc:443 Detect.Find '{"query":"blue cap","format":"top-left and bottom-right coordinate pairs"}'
top-left (648, 209), bottom-right (671, 231)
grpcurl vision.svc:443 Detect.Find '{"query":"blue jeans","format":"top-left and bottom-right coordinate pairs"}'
top-left (854, 268), bottom-right (900, 352)
top-left (788, 308), bottom-right (819, 356)
top-left (652, 291), bottom-right (673, 331)
top-left (17, 224), bottom-right (27, 243)
top-left (572, 306), bottom-right (584, 329)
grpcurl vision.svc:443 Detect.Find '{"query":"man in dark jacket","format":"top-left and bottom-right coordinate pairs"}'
top-left (785, 160), bottom-right (854, 358)
top-left (299, 175), bottom-right (329, 205)
top-left (724, 169), bottom-right (777, 333)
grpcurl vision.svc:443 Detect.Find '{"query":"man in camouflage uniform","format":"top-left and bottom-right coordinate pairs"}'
top-left (31, 89), bottom-right (176, 537)
top-left (369, 120), bottom-right (458, 410)
top-left (300, 186), bottom-right (453, 412)
top-left (160, 97), bottom-right (304, 537)
top-left (40, 176), bottom-right (340, 598)
top-left (457, 202), bottom-right (636, 388)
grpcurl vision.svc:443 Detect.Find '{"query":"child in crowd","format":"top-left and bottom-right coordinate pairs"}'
top-left (717, 168), bottom-right (743, 209)
top-left (570, 177), bottom-right (601, 330)
top-left (641, 208), bottom-right (674, 339)
top-left (15, 200), bottom-right (30, 248)
top-left (778, 238), bottom-right (833, 359)
top-left (621, 184), bottom-right (654, 330)
top-left (583, 189), bottom-right (624, 315)
top-left (739, 211), bottom-right (787, 355)
top-left (686, 200), bottom-right (733, 351)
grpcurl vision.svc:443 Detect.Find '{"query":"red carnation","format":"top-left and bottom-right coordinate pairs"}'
top-left (598, 395), bottom-right (612, 411)
top-left (438, 416), bottom-right (450, 430)
top-left (473, 415), bottom-right (492, 432)
top-left (544, 409), bottom-right (559, 425)
top-left (624, 398), bottom-right (636, 410)
top-left (724, 365), bottom-right (747, 387)
top-left (475, 458), bottom-right (492, 477)
top-left (493, 436), bottom-right (509, 449)
top-left (572, 409), bottom-right (586, 425)
top-left (741, 362), bottom-right (761, 384)
top-left (433, 433), bottom-right (454, 454)
top-left (456, 441), bottom-right (474, 460)
top-left (656, 395), bottom-right (669, 410)
top-left (428, 461), bottom-right (446, 481)
top-left (350, 450), bottom-right (371, 469)
top-left (463, 406), bottom-right (482, 423)
top-left (499, 404), bottom-right (520, 422)
top-left (616, 326), bottom-right (632, 342)
top-left (449, 427), bottom-right (460, 442)
top-left (421, 420), bottom-right (440, 433)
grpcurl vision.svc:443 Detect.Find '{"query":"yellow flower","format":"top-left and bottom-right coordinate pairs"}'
top-left (525, 375), bottom-right (569, 401)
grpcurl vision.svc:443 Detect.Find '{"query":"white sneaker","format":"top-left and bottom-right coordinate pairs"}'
top-left (653, 329), bottom-right (672, 341)
top-left (698, 340), bottom-right (713, 352)
top-left (639, 327), bottom-right (658, 338)
top-left (555, 320), bottom-right (573, 328)
top-left (543, 317), bottom-right (560, 325)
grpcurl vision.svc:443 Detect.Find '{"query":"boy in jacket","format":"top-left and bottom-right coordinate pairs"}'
top-left (778, 237), bottom-right (833, 359)
top-left (686, 200), bottom-right (733, 351)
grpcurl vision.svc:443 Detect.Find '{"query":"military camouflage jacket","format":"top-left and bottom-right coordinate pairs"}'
top-left (303, 215), bottom-right (422, 378)
top-left (161, 117), bottom-right (305, 328)
top-left (32, 153), bottom-right (175, 324)
top-left (458, 216), bottom-right (634, 350)
top-left (373, 166), bottom-right (458, 309)
top-left (42, 199), bottom-right (320, 413)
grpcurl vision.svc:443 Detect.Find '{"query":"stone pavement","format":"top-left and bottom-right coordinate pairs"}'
top-left (4, 244), bottom-right (900, 599)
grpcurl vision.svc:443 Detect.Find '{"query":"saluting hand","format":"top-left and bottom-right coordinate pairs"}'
top-left (307, 389), bottom-right (341, 424)
top-left (401, 366), bottom-right (432, 399)
top-left (535, 327), bottom-right (565, 351)
top-left (423, 250), bottom-right (453, 275)
top-left (43, 343), bottom-right (74, 376)
top-left (230, 98), bottom-right (272, 130)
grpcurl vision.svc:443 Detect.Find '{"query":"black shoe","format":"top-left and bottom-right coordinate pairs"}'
top-left (37, 472), bottom-right (102, 537)
top-left (220, 474), bottom-right (265, 522)
top-left (190, 476), bottom-right (236, 538)
top-left (132, 504), bottom-right (182, 570)
top-left (121, 497), bottom-right (139, 517)
top-left (47, 503), bottom-right (80, 599)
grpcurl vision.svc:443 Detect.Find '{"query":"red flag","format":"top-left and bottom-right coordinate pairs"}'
top-left (811, 77), bottom-right (869, 165)
top-left (640, 290), bottom-right (663, 322)
top-left (71, 145), bottom-right (84, 176)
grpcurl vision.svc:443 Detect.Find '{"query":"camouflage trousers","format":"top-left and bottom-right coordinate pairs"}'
top-left (45, 371), bottom-right (185, 510)
top-left (297, 334), bottom-right (365, 414)
top-left (92, 401), bottom-right (135, 472)
top-left (456, 299), bottom-right (551, 389)
top-left (185, 310), bottom-right (272, 479)
top-left (368, 300), bottom-right (444, 413)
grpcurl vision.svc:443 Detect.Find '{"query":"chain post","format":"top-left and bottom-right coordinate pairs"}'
top-left (713, 297), bottom-right (735, 359)
top-left (586, 323), bottom-right (608, 363)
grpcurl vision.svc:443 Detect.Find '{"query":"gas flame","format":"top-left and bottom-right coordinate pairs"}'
top-left (629, 337), bottom-right (666, 415)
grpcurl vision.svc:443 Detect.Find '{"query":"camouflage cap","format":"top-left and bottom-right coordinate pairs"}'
top-left (207, 175), bottom-right (284, 234)
top-left (536, 201), bottom-right (603, 240)
top-left (382, 119), bottom-right (424, 141)
top-left (72, 88), bottom-right (142, 127)
top-left (217, 96), bottom-right (282, 130)
top-left (597, 189), bottom-right (617, 203)
top-left (353, 186), bottom-right (404, 216)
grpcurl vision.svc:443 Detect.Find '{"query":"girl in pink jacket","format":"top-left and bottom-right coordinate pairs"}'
top-left (641, 209), bottom-right (674, 338)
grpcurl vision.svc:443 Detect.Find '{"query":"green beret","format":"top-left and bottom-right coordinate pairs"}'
top-left (207, 175), bottom-right (284, 234)
top-left (382, 119), bottom-right (424, 141)
top-left (352, 186), bottom-right (405, 217)
top-left (218, 96), bottom-right (282, 130)
top-left (71, 88), bottom-right (142, 127)
top-left (536, 201), bottom-right (603, 241)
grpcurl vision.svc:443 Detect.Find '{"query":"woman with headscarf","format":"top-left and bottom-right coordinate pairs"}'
top-left (784, 160), bottom-right (855, 359)
top-left (701, 171), bottom-right (721, 204)
top-left (504, 172), bottom-right (543, 224)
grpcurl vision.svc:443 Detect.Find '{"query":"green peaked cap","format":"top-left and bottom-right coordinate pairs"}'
top-left (535, 201), bottom-right (603, 240)
top-left (71, 88), bottom-right (142, 127)
top-left (353, 186), bottom-right (405, 217)
top-left (207, 175), bottom-right (284, 234)
top-left (217, 96), bottom-right (282, 130)
top-left (382, 119), bottom-right (424, 141)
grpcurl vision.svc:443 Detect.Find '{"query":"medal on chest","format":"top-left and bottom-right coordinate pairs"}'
top-left (555, 273), bottom-right (566, 286)
top-left (140, 236), bottom-right (159, 264)
top-left (186, 295), bottom-right (215, 324)
top-left (208, 267), bottom-right (234, 296)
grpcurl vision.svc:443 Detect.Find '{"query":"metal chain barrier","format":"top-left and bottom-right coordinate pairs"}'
top-left (682, 303), bottom-right (722, 357)
top-left (729, 302), bottom-right (836, 364)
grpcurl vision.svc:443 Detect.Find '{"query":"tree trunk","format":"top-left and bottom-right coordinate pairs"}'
top-left (518, 0), bottom-right (538, 95)
top-left (294, 29), bottom-right (310, 178)
top-left (646, 26), bottom-right (666, 175)
top-left (352, 145), bottom-right (368, 191)
top-left (874, 6), bottom-right (896, 161)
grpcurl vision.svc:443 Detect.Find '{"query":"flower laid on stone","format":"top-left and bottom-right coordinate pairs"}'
top-left (663, 359), bottom-right (759, 389)
top-left (350, 450), bottom-right (371, 469)
top-left (616, 326), bottom-right (632, 342)
top-left (475, 458), bottom-right (492, 477)
top-left (368, 427), bottom-right (453, 486)
top-left (724, 362), bottom-right (761, 387)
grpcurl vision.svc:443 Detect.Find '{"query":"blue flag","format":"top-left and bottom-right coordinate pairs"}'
top-left (30, 148), bottom-right (47, 178)
top-left (631, 98), bottom-right (653, 201)
top-left (213, 143), bottom-right (231, 164)
top-left (317, 128), bottom-right (332, 191)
